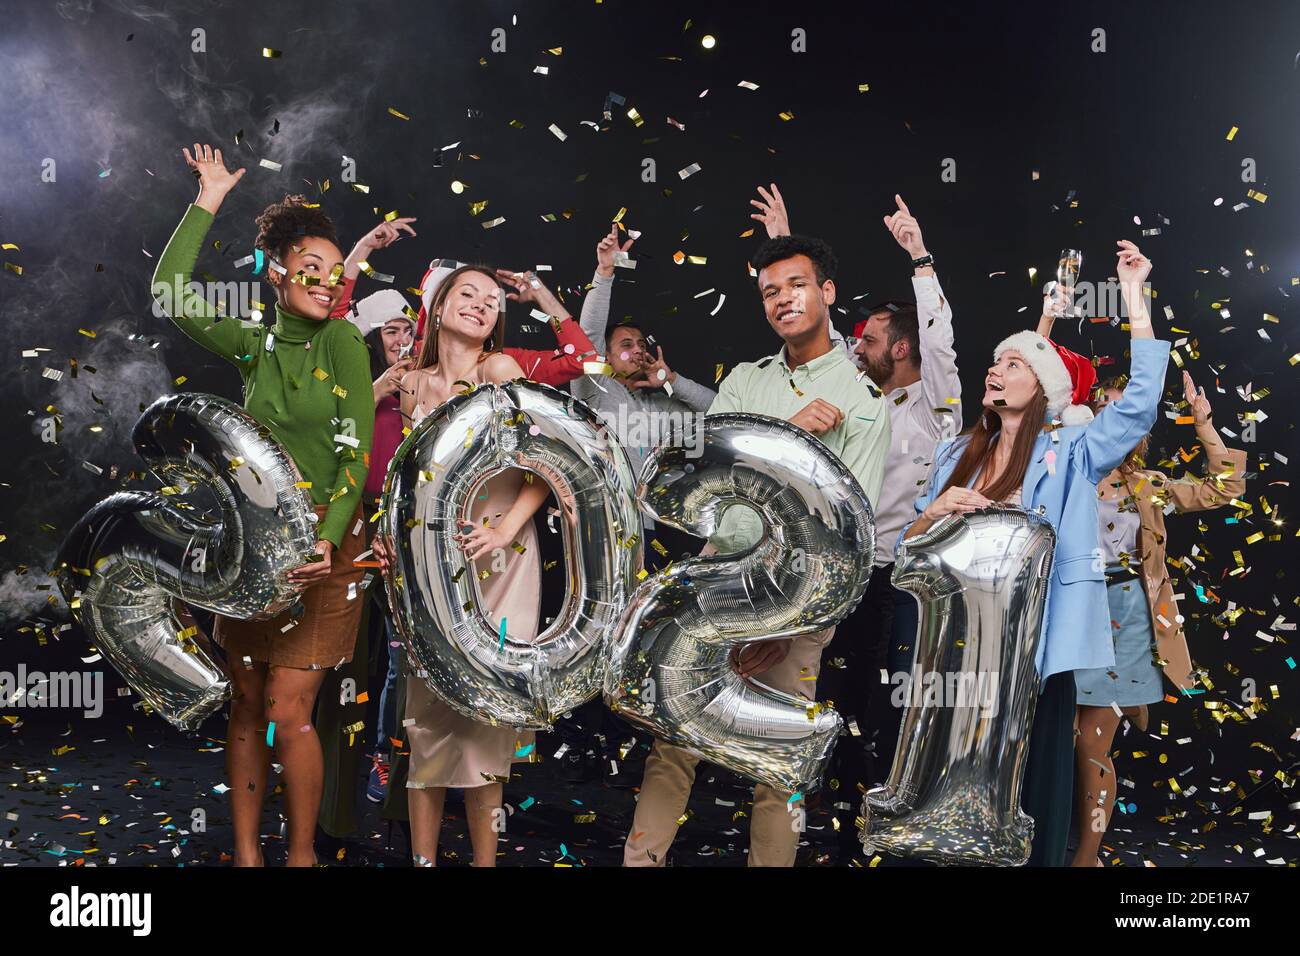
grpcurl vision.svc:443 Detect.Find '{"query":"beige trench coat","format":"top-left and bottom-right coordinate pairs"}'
top-left (1112, 439), bottom-right (1247, 694)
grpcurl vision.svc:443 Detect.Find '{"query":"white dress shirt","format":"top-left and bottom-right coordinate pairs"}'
top-left (871, 274), bottom-right (962, 567)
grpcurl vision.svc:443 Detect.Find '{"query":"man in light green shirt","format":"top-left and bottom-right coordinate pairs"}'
top-left (623, 235), bottom-right (891, 867)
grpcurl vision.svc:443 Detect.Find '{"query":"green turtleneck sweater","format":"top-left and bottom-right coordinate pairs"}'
top-left (151, 204), bottom-right (373, 548)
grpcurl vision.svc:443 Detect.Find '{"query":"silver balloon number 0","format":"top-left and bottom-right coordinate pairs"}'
top-left (56, 394), bottom-right (319, 731)
top-left (380, 381), bottom-right (642, 730)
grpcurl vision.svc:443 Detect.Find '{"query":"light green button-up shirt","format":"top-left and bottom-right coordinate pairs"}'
top-left (707, 343), bottom-right (892, 553)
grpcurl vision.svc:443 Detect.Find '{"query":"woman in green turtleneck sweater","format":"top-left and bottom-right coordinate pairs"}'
top-left (152, 143), bottom-right (375, 866)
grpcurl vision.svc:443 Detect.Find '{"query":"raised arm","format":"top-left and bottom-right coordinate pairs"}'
top-left (751, 183), bottom-right (791, 238)
top-left (577, 224), bottom-right (633, 348)
top-left (1165, 370), bottom-right (1248, 511)
top-left (151, 145), bottom-right (256, 364)
top-left (1079, 241), bottom-right (1169, 483)
top-left (884, 195), bottom-right (961, 429)
top-left (505, 316), bottom-right (596, 386)
top-left (495, 268), bottom-right (596, 385)
top-left (330, 217), bottom-right (419, 318)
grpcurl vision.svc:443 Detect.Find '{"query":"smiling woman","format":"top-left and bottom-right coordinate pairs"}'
top-left (149, 142), bottom-right (375, 868)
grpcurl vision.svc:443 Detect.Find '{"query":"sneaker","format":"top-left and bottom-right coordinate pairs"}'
top-left (366, 753), bottom-right (390, 803)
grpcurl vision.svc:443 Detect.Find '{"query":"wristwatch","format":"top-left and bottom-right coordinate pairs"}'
top-left (911, 253), bottom-right (935, 269)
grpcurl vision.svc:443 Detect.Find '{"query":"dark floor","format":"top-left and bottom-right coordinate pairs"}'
top-left (2, 711), bottom-right (1296, 868)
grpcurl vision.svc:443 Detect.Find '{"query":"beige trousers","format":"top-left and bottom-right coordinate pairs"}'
top-left (622, 626), bottom-right (836, 867)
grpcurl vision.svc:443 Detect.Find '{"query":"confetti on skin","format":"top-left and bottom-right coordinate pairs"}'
top-left (265, 722), bottom-right (275, 747)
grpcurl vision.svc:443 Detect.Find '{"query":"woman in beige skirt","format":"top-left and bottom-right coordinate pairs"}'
top-left (384, 264), bottom-right (557, 865)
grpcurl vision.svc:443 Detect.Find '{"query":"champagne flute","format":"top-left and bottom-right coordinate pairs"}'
top-left (1050, 248), bottom-right (1083, 319)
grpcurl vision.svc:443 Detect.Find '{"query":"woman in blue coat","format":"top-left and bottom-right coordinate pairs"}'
top-left (898, 240), bottom-right (1170, 866)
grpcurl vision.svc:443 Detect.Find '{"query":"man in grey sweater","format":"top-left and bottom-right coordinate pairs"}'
top-left (570, 226), bottom-right (717, 513)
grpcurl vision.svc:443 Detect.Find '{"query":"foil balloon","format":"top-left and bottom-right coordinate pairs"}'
top-left (56, 394), bottom-right (318, 731)
top-left (603, 413), bottom-right (875, 793)
top-left (860, 506), bottom-right (1056, 865)
top-left (381, 380), bottom-right (642, 730)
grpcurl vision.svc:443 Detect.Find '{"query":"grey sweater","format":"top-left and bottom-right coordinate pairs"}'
top-left (570, 271), bottom-right (716, 516)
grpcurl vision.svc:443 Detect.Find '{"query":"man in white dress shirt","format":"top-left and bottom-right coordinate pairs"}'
top-left (821, 197), bottom-right (964, 835)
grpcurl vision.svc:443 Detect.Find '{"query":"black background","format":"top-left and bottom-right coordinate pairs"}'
top-left (1, 0), bottom-right (1298, 851)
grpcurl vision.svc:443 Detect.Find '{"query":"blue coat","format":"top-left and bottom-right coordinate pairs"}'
top-left (898, 338), bottom-right (1172, 681)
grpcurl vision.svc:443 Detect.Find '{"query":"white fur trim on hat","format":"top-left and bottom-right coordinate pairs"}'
top-left (349, 289), bottom-right (413, 335)
top-left (1060, 402), bottom-right (1094, 427)
top-left (993, 329), bottom-right (1075, 421)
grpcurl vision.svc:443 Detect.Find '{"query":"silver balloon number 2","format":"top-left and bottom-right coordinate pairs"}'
top-left (381, 381), bottom-right (642, 729)
top-left (861, 507), bottom-right (1056, 865)
top-left (604, 414), bottom-right (876, 793)
top-left (56, 394), bottom-right (318, 731)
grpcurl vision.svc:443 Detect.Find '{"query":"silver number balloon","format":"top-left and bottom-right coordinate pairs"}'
top-left (56, 393), bottom-right (318, 731)
top-left (860, 506), bottom-right (1056, 865)
top-left (381, 380), bottom-right (642, 729)
top-left (603, 413), bottom-right (875, 794)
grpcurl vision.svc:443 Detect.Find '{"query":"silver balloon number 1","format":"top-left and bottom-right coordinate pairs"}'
top-left (861, 507), bottom-right (1057, 865)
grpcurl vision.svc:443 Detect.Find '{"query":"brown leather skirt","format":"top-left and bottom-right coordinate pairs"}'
top-left (214, 504), bottom-right (368, 670)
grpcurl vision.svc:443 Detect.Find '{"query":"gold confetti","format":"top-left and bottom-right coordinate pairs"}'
top-left (262, 47), bottom-right (282, 58)
top-left (388, 106), bottom-right (411, 121)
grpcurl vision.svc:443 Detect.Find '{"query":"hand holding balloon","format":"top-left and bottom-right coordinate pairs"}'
top-left (454, 521), bottom-right (511, 562)
top-left (730, 639), bottom-right (792, 679)
top-left (923, 486), bottom-right (991, 521)
top-left (287, 539), bottom-right (333, 587)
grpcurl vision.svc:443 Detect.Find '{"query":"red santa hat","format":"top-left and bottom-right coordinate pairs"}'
top-left (992, 330), bottom-right (1096, 426)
